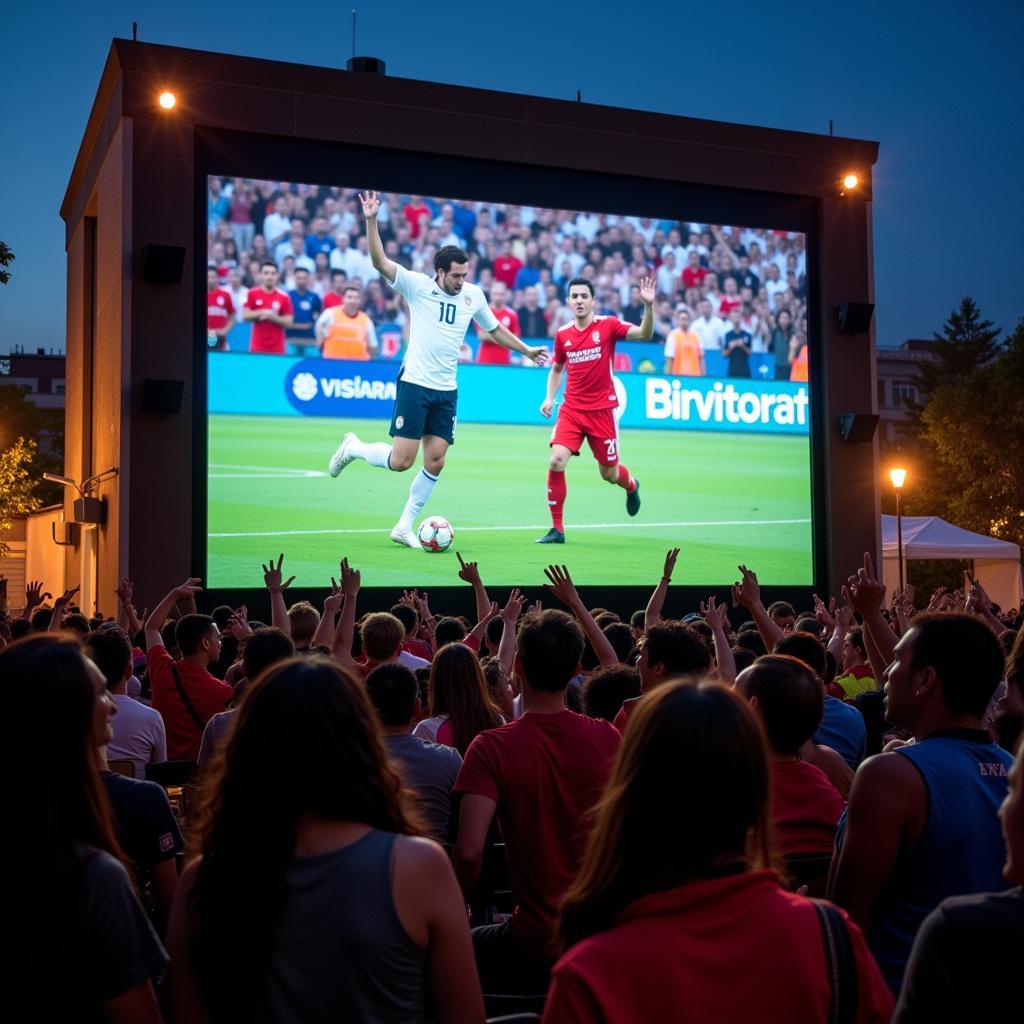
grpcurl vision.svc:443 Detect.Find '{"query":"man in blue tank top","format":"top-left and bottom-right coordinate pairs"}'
top-left (829, 613), bottom-right (1013, 994)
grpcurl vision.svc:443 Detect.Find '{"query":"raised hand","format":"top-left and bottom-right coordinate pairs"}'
top-left (456, 552), bottom-right (482, 587)
top-left (262, 554), bottom-right (295, 591)
top-left (835, 601), bottom-right (855, 633)
top-left (732, 564), bottom-right (761, 610)
top-left (25, 580), bottom-right (51, 610)
top-left (663, 547), bottom-right (680, 581)
top-left (845, 552), bottom-right (886, 616)
top-left (323, 577), bottom-right (344, 616)
top-left (501, 588), bottom-right (525, 624)
top-left (53, 585), bottom-right (82, 608)
top-left (543, 564), bottom-right (580, 607)
top-left (340, 557), bottom-right (361, 597)
top-left (638, 275), bottom-right (656, 305)
top-left (528, 599), bottom-right (543, 615)
top-left (813, 593), bottom-right (836, 630)
top-left (400, 588), bottom-right (420, 609)
top-left (116, 578), bottom-right (134, 606)
top-left (699, 594), bottom-right (729, 632)
top-left (359, 191), bottom-right (381, 220)
top-left (926, 586), bottom-right (947, 612)
top-left (416, 590), bottom-right (432, 623)
top-left (227, 605), bottom-right (252, 640)
top-left (174, 578), bottom-right (204, 600)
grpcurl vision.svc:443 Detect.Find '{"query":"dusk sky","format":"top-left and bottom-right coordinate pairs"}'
top-left (1, 1), bottom-right (1021, 352)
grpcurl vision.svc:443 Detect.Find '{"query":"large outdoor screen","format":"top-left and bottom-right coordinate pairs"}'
top-left (205, 177), bottom-right (812, 589)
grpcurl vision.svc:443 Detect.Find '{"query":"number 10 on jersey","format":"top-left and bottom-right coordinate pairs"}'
top-left (437, 301), bottom-right (456, 324)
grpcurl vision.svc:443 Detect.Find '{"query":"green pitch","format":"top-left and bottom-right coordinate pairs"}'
top-left (207, 414), bottom-right (813, 589)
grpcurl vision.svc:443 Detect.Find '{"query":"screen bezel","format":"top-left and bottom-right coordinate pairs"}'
top-left (193, 128), bottom-right (826, 616)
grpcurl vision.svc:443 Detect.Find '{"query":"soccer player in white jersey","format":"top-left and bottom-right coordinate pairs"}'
top-left (328, 191), bottom-right (549, 546)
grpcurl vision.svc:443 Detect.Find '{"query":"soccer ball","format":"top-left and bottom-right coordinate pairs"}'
top-left (418, 517), bottom-right (454, 553)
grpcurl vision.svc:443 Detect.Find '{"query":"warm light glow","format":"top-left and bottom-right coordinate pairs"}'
top-left (842, 173), bottom-right (859, 191)
top-left (158, 91), bottom-right (176, 110)
top-left (889, 467), bottom-right (907, 489)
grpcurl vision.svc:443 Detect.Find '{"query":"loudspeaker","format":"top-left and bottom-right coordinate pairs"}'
top-left (835, 302), bottom-right (875, 335)
top-left (347, 55), bottom-right (386, 74)
top-left (141, 379), bottom-right (185, 414)
top-left (141, 244), bottom-right (186, 284)
top-left (838, 413), bottom-right (879, 443)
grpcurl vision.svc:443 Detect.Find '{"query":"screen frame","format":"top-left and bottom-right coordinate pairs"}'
top-left (192, 128), bottom-right (827, 615)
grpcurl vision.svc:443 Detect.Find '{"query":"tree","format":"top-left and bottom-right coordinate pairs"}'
top-left (0, 241), bottom-right (13, 285)
top-left (0, 384), bottom-right (65, 505)
top-left (0, 438), bottom-right (42, 557)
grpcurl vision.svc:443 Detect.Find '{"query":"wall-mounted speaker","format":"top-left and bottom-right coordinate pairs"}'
top-left (835, 302), bottom-right (875, 335)
top-left (141, 378), bottom-right (185, 414)
top-left (141, 244), bottom-right (186, 284)
top-left (838, 412), bottom-right (879, 443)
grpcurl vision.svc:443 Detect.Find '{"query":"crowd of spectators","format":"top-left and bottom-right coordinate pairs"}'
top-left (206, 178), bottom-right (810, 377)
top-left (3, 551), bottom-right (1020, 1022)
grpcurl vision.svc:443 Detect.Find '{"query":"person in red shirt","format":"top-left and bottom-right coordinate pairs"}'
top-left (736, 654), bottom-right (845, 887)
top-left (452, 608), bottom-right (621, 993)
top-left (491, 242), bottom-right (523, 290)
top-left (547, 680), bottom-right (894, 1024)
top-left (537, 275), bottom-right (655, 544)
top-left (402, 195), bottom-right (431, 238)
top-left (144, 578), bottom-right (231, 762)
top-left (681, 249), bottom-right (709, 289)
top-left (321, 268), bottom-right (349, 309)
top-left (242, 261), bottom-right (294, 355)
top-left (476, 281), bottom-right (521, 365)
top-left (206, 267), bottom-right (235, 352)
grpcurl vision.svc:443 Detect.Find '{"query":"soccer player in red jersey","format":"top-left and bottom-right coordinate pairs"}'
top-left (537, 275), bottom-right (655, 543)
top-left (242, 260), bottom-right (294, 355)
top-left (476, 280), bottom-right (521, 365)
top-left (206, 266), bottom-right (235, 351)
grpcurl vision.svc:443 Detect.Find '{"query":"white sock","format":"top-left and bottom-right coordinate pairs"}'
top-left (349, 438), bottom-right (393, 469)
top-left (398, 468), bottom-right (439, 529)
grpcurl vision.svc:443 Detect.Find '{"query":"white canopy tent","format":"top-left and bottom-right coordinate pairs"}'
top-left (881, 515), bottom-right (1023, 611)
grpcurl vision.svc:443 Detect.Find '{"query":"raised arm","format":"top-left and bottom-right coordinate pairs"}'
top-left (456, 553), bottom-right (491, 625)
top-left (539, 361), bottom-right (565, 418)
top-left (261, 553), bottom-right (294, 636)
top-left (497, 588), bottom-right (525, 681)
top-left (731, 564), bottom-right (783, 650)
top-left (465, 602), bottom-right (499, 650)
top-left (116, 578), bottom-right (143, 637)
top-left (645, 548), bottom-right (679, 630)
top-left (359, 191), bottom-right (398, 285)
top-left (22, 580), bottom-right (50, 621)
top-left (543, 564), bottom-right (619, 669)
top-left (145, 579), bottom-right (203, 650)
top-left (332, 558), bottom-right (360, 666)
top-left (48, 585), bottom-right (82, 631)
top-left (312, 577), bottom-right (344, 649)
top-left (624, 276), bottom-right (656, 340)
top-left (700, 595), bottom-right (736, 684)
top-left (846, 553), bottom-right (899, 668)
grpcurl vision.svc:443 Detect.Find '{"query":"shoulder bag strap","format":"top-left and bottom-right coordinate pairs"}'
top-left (170, 664), bottom-right (208, 732)
top-left (812, 898), bottom-right (858, 1024)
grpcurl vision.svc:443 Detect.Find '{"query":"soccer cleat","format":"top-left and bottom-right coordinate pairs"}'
top-left (535, 528), bottom-right (566, 544)
top-left (328, 432), bottom-right (359, 477)
top-left (626, 479), bottom-right (641, 517)
top-left (390, 524), bottom-right (420, 548)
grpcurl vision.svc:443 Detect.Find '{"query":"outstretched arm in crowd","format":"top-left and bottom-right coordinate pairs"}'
top-left (262, 554), bottom-right (294, 636)
top-left (465, 602), bottom-right (499, 651)
top-left (311, 577), bottom-right (344, 650)
top-left (497, 588), bottom-right (525, 685)
top-left (846, 553), bottom-right (899, 668)
top-left (731, 564), bottom-right (783, 650)
top-left (145, 579), bottom-right (203, 650)
top-left (645, 547), bottom-right (680, 630)
top-left (700, 595), bottom-right (736, 684)
top-left (544, 564), bottom-right (619, 669)
top-left (47, 586), bottom-right (81, 631)
top-left (116, 578), bottom-right (143, 637)
top-left (21, 580), bottom-right (50, 621)
top-left (966, 573), bottom-right (1005, 635)
top-left (331, 558), bottom-right (360, 668)
top-left (456, 553), bottom-right (491, 626)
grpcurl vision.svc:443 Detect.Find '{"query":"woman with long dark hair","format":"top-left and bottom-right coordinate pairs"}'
top-left (545, 680), bottom-right (894, 1023)
top-left (2, 634), bottom-right (166, 1022)
top-left (414, 642), bottom-right (504, 754)
top-left (165, 656), bottom-right (483, 1023)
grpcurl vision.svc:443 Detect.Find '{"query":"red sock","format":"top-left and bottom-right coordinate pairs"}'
top-left (616, 464), bottom-right (636, 492)
top-left (547, 469), bottom-right (566, 531)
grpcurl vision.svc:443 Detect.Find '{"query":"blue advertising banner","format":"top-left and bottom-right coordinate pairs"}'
top-left (208, 352), bottom-right (808, 436)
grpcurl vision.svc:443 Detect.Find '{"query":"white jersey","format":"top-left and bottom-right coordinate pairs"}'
top-left (388, 263), bottom-right (498, 391)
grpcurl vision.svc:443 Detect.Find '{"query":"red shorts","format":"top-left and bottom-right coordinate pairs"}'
top-left (550, 405), bottom-right (619, 466)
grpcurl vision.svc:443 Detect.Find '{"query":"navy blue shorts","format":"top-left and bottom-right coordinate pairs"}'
top-left (390, 378), bottom-right (457, 445)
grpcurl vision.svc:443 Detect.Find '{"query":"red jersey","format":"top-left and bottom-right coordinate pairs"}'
top-left (206, 287), bottom-right (234, 332)
top-left (554, 316), bottom-right (632, 411)
top-left (245, 288), bottom-right (293, 355)
top-left (492, 255), bottom-right (523, 289)
top-left (322, 291), bottom-right (344, 309)
top-left (455, 710), bottom-right (621, 954)
top-left (682, 265), bottom-right (709, 288)
top-left (147, 645), bottom-right (232, 761)
top-left (543, 871), bottom-right (894, 1024)
top-left (477, 305), bottom-right (520, 364)
top-left (720, 295), bottom-right (742, 316)
top-left (403, 202), bottom-right (431, 238)
top-left (770, 760), bottom-right (845, 856)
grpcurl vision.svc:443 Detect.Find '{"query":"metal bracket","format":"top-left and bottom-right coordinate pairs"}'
top-left (51, 521), bottom-right (78, 547)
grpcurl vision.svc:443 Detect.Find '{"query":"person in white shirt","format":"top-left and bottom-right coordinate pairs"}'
top-left (262, 196), bottom-right (292, 249)
top-left (85, 627), bottom-right (166, 778)
top-left (691, 298), bottom-right (728, 353)
top-left (327, 191), bottom-right (549, 547)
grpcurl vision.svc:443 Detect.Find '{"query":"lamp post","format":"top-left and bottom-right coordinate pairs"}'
top-left (890, 467), bottom-right (908, 591)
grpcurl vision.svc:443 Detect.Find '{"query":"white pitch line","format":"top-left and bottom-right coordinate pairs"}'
top-left (209, 518), bottom-right (811, 539)
top-left (209, 463), bottom-right (327, 479)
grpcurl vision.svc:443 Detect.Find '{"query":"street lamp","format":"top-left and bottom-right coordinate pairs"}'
top-left (890, 467), bottom-right (908, 591)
